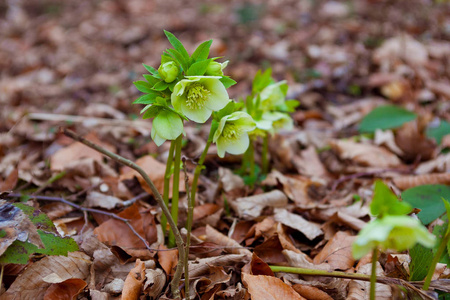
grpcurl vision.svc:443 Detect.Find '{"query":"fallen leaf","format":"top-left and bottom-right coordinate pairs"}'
top-left (274, 209), bottom-right (323, 240)
top-left (292, 284), bottom-right (333, 300)
top-left (157, 245), bottom-right (178, 276)
top-left (2, 252), bottom-right (91, 300)
top-left (242, 273), bottom-right (306, 300)
top-left (395, 121), bottom-right (435, 162)
top-left (143, 268), bottom-right (165, 298)
top-left (43, 278), bottom-right (87, 300)
top-left (313, 231), bottom-right (356, 270)
top-left (415, 153), bottom-right (450, 174)
top-left (373, 35), bottom-right (428, 66)
top-left (292, 146), bottom-right (331, 183)
top-left (122, 259), bottom-right (145, 300)
top-left (393, 173), bottom-right (450, 190)
top-left (85, 191), bottom-right (123, 210)
top-left (231, 190), bottom-right (288, 220)
top-left (347, 262), bottom-right (392, 300)
top-left (205, 225), bottom-right (252, 257)
top-left (330, 139), bottom-right (402, 168)
top-left (188, 254), bottom-right (249, 278)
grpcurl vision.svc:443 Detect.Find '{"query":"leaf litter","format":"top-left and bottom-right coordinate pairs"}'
top-left (1, 0), bottom-right (450, 299)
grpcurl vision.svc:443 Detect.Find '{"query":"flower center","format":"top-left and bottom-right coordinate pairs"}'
top-left (222, 123), bottom-right (241, 141)
top-left (186, 83), bottom-right (210, 109)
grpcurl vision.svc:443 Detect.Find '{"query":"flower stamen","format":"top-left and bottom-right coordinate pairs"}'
top-left (222, 124), bottom-right (241, 141)
top-left (186, 83), bottom-right (210, 109)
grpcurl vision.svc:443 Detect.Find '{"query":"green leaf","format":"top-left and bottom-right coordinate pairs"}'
top-left (0, 239), bottom-right (38, 264)
top-left (164, 30), bottom-right (190, 63)
top-left (191, 40), bottom-right (212, 62)
top-left (426, 120), bottom-right (450, 145)
top-left (143, 63), bottom-right (158, 75)
top-left (370, 180), bottom-right (412, 217)
top-left (13, 203), bottom-right (56, 232)
top-left (252, 69), bottom-right (273, 94)
top-left (143, 74), bottom-right (160, 86)
top-left (36, 230), bottom-right (78, 256)
top-left (142, 105), bottom-right (163, 119)
top-left (134, 81), bottom-right (154, 93)
top-left (133, 94), bottom-right (157, 105)
top-left (358, 105), bottom-right (417, 133)
top-left (165, 48), bottom-right (188, 72)
top-left (186, 59), bottom-right (211, 76)
top-left (409, 242), bottom-right (436, 281)
top-left (153, 81), bottom-right (170, 91)
top-left (220, 76), bottom-right (237, 88)
top-left (402, 185), bottom-right (450, 225)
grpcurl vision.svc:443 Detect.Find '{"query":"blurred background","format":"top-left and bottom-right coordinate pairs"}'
top-left (1, 0), bottom-right (449, 133)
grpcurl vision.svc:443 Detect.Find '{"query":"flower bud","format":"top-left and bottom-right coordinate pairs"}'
top-left (205, 61), bottom-right (228, 76)
top-left (158, 61), bottom-right (179, 83)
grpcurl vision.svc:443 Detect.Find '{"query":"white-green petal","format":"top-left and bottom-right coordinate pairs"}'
top-left (151, 127), bottom-right (166, 146)
top-left (217, 133), bottom-right (249, 157)
top-left (153, 110), bottom-right (183, 140)
top-left (179, 100), bottom-right (211, 123)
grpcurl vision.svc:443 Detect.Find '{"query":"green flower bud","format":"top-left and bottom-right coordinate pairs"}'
top-left (158, 61), bottom-right (179, 83)
top-left (205, 61), bottom-right (228, 76)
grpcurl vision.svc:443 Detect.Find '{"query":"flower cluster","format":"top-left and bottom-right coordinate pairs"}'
top-left (245, 69), bottom-right (299, 137)
top-left (133, 31), bottom-right (255, 157)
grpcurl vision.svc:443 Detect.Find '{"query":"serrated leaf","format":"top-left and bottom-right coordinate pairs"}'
top-left (186, 59), bottom-right (211, 76)
top-left (133, 94), bottom-right (157, 105)
top-left (143, 64), bottom-right (158, 75)
top-left (36, 230), bottom-right (79, 256)
top-left (13, 203), bottom-right (56, 232)
top-left (359, 105), bottom-right (417, 133)
top-left (0, 239), bottom-right (38, 264)
top-left (220, 76), bottom-right (237, 88)
top-left (427, 120), bottom-right (450, 145)
top-left (409, 243), bottom-right (435, 281)
top-left (153, 81), bottom-right (169, 91)
top-left (143, 74), bottom-right (160, 86)
top-left (191, 40), bottom-right (212, 62)
top-left (402, 185), bottom-right (450, 225)
top-left (134, 81), bottom-right (154, 93)
top-left (165, 48), bottom-right (188, 72)
top-left (252, 69), bottom-right (273, 94)
top-left (164, 30), bottom-right (190, 63)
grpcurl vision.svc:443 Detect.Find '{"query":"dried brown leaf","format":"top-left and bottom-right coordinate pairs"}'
top-left (293, 146), bottom-right (331, 183)
top-left (122, 259), bottom-right (145, 300)
top-left (2, 252), bottom-right (91, 300)
top-left (292, 284), bottom-right (333, 300)
top-left (188, 254), bottom-right (249, 279)
top-left (393, 173), bottom-right (450, 190)
top-left (313, 231), bottom-right (356, 271)
top-left (143, 268), bottom-right (165, 298)
top-left (157, 245), bottom-right (178, 276)
top-left (242, 273), bottom-right (306, 300)
top-left (274, 209), bottom-right (323, 240)
top-left (205, 225), bottom-right (252, 257)
top-left (43, 278), bottom-right (87, 300)
top-left (347, 262), bottom-right (391, 300)
top-left (231, 190), bottom-right (288, 220)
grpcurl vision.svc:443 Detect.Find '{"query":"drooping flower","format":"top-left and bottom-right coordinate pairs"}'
top-left (352, 215), bottom-right (436, 259)
top-left (151, 110), bottom-right (184, 146)
top-left (158, 61), bottom-right (179, 83)
top-left (213, 112), bottom-right (256, 158)
top-left (172, 76), bottom-right (230, 123)
top-left (258, 81), bottom-right (288, 111)
top-left (262, 112), bottom-right (294, 132)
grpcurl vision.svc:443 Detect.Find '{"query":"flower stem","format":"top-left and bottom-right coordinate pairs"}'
top-left (261, 134), bottom-right (269, 175)
top-left (168, 135), bottom-right (182, 248)
top-left (248, 139), bottom-right (255, 186)
top-left (370, 247), bottom-right (378, 300)
top-left (423, 230), bottom-right (450, 290)
top-left (161, 140), bottom-right (175, 237)
top-left (182, 158), bottom-right (192, 300)
top-left (190, 141), bottom-right (211, 204)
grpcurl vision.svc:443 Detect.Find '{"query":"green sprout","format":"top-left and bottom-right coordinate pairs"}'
top-left (352, 180), bottom-right (435, 300)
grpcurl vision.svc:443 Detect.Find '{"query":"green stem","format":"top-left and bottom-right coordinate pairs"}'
top-left (161, 140), bottom-right (175, 237)
top-left (240, 146), bottom-right (251, 175)
top-left (423, 231), bottom-right (450, 290)
top-left (190, 141), bottom-right (211, 204)
top-left (182, 158), bottom-right (192, 300)
top-left (370, 247), bottom-right (378, 300)
top-left (63, 129), bottom-right (185, 299)
top-left (168, 135), bottom-right (182, 248)
top-left (248, 139), bottom-right (255, 179)
top-left (261, 134), bottom-right (269, 175)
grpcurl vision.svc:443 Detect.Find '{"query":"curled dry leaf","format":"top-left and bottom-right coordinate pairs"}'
top-left (85, 191), bottom-right (123, 210)
top-left (231, 190), bottom-right (288, 220)
top-left (205, 225), bottom-right (252, 257)
top-left (329, 211), bottom-right (367, 231)
top-left (374, 129), bottom-right (403, 156)
top-left (157, 245), bottom-right (178, 276)
top-left (219, 167), bottom-right (245, 192)
top-left (415, 153), bottom-right (450, 174)
top-left (189, 254), bottom-right (249, 278)
top-left (313, 231), bottom-right (356, 271)
top-left (292, 146), bottom-right (331, 184)
top-left (122, 259), bottom-right (145, 300)
top-left (330, 139), bottom-right (402, 168)
top-left (373, 35), bottom-right (428, 66)
top-left (189, 266), bottom-right (231, 299)
top-left (274, 209), bottom-right (323, 240)
top-left (282, 249), bottom-right (332, 272)
top-left (292, 284), bottom-right (333, 300)
top-left (2, 251), bottom-right (91, 300)
top-left (393, 173), bottom-right (450, 190)
top-left (242, 273), bottom-right (306, 300)
top-left (395, 121), bottom-right (435, 162)
top-left (144, 268), bottom-right (165, 298)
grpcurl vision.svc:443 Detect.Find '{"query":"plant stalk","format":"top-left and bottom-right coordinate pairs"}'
top-left (168, 135), bottom-right (182, 248)
top-left (370, 247), bottom-right (378, 300)
top-left (423, 231), bottom-right (450, 290)
top-left (161, 140), bottom-right (175, 236)
top-left (261, 134), bottom-right (269, 175)
top-left (190, 141), bottom-right (211, 204)
top-left (182, 158), bottom-right (192, 300)
top-left (62, 129), bottom-right (185, 299)
top-left (248, 139), bottom-right (255, 180)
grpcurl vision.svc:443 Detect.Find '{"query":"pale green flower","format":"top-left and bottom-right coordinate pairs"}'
top-left (352, 215), bottom-right (436, 260)
top-left (259, 81), bottom-right (287, 111)
top-left (262, 112), bottom-right (294, 132)
top-left (158, 61), bottom-right (179, 83)
top-left (172, 76), bottom-right (230, 123)
top-left (151, 110), bottom-right (184, 146)
top-left (213, 112), bottom-right (256, 158)
top-left (205, 61), bottom-right (228, 76)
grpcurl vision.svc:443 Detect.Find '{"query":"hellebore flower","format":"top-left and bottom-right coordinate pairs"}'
top-left (172, 76), bottom-right (230, 123)
top-left (205, 60), bottom-right (228, 76)
top-left (352, 215), bottom-right (436, 260)
top-left (262, 112), bottom-right (294, 133)
top-left (158, 61), bottom-right (179, 83)
top-left (151, 110), bottom-right (184, 146)
top-left (213, 112), bottom-right (256, 158)
top-left (259, 81), bottom-right (288, 111)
